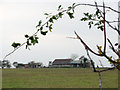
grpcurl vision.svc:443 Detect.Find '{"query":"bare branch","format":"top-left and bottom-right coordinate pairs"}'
top-left (74, 3), bottom-right (120, 13)
top-left (108, 20), bottom-right (120, 23)
top-left (86, 49), bottom-right (96, 72)
top-left (94, 2), bottom-right (120, 35)
top-left (107, 38), bottom-right (120, 57)
top-left (98, 67), bottom-right (115, 72)
top-left (99, 60), bottom-right (104, 68)
top-left (103, 2), bottom-right (107, 54)
top-left (74, 31), bottom-right (101, 56)
top-left (105, 20), bottom-right (120, 35)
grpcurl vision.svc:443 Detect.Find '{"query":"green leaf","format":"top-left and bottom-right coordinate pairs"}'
top-left (68, 6), bottom-right (72, 10)
top-left (88, 14), bottom-right (92, 20)
top-left (52, 16), bottom-right (57, 20)
top-left (36, 20), bottom-right (42, 28)
top-left (94, 22), bottom-right (100, 26)
top-left (12, 42), bottom-right (21, 48)
top-left (46, 22), bottom-right (49, 27)
top-left (58, 5), bottom-right (62, 11)
top-left (35, 36), bottom-right (39, 40)
top-left (97, 25), bottom-right (104, 31)
top-left (49, 24), bottom-right (52, 32)
top-left (29, 36), bottom-right (34, 40)
top-left (41, 31), bottom-right (48, 35)
top-left (27, 39), bottom-right (31, 46)
top-left (25, 34), bottom-right (29, 38)
top-left (44, 13), bottom-right (49, 16)
top-left (31, 40), bottom-right (36, 45)
top-left (39, 20), bottom-right (42, 25)
top-left (98, 16), bottom-right (101, 19)
top-left (99, 20), bottom-right (104, 24)
top-left (88, 21), bottom-right (94, 29)
top-left (58, 12), bottom-right (63, 18)
top-left (58, 5), bottom-right (61, 9)
top-left (25, 45), bottom-right (30, 50)
top-left (40, 26), bottom-right (43, 30)
top-left (88, 22), bottom-right (91, 28)
top-left (49, 18), bottom-right (54, 23)
top-left (96, 9), bottom-right (100, 16)
top-left (72, 3), bottom-right (75, 7)
top-left (29, 36), bottom-right (38, 45)
top-left (26, 45), bottom-right (28, 49)
top-left (84, 13), bottom-right (89, 16)
top-left (67, 12), bottom-right (74, 19)
top-left (81, 17), bottom-right (88, 21)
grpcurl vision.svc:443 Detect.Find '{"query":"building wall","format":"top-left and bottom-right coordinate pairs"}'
top-left (49, 63), bottom-right (91, 68)
top-left (49, 64), bottom-right (72, 68)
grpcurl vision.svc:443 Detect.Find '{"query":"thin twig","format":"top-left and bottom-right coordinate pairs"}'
top-left (74, 3), bottom-right (120, 13)
top-left (86, 49), bottom-right (96, 72)
top-left (108, 21), bottom-right (120, 23)
top-left (3, 42), bottom-right (26, 60)
top-left (99, 60), bottom-right (104, 68)
top-left (94, 2), bottom-right (120, 35)
top-left (105, 20), bottom-right (120, 35)
top-left (103, 2), bottom-right (106, 54)
top-left (107, 38), bottom-right (120, 57)
top-left (98, 67), bottom-right (115, 72)
top-left (74, 31), bottom-right (102, 56)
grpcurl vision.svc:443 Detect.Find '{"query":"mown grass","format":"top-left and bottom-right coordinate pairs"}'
top-left (2, 68), bottom-right (118, 88)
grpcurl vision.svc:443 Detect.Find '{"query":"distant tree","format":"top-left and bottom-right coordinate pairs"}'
top-left (2, 60), bottom-right (11, 68)
top-left (28, 61), bottom-right (43, 68)
top-left (79, 56), bottom-right (90, 68)
top-left (70, 54), bottom-right (78, 60)
top-left (37, 62), bottom-right (43, 68)
top-left (13, 62), bottom-right (18, 68)
top-left (83, 57), bottom-right (88, 68)
top-left (28, 61), bottom-right (36, 68)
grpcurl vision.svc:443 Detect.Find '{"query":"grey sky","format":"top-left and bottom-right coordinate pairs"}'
top-left (0, 0), bottom-right (119, 67)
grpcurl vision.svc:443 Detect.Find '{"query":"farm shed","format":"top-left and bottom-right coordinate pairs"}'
top-left (49, 59), bottom-right (73, 68)
top-left (49, 58), bottom-right (91, 68)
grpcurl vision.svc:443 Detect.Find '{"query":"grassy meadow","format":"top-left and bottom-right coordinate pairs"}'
top-left (2, 68), bottom-right (118, 88)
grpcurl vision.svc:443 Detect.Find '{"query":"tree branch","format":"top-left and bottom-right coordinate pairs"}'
top-left (94, 2), bottom-right (120, 35)
top-left (3, 42), bottom-right (26, 60)
top-left (74, 3), bottom-right (120, 13)
top-left (86, 49), bottom-right (96, 72)
top-left (107, 38), bottom-right (120, 57)
top-left (74, 31), bottom-right (102, 56)
top-left (103, 2), bottom-right (106, 54)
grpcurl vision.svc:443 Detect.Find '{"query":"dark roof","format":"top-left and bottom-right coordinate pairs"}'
top-left (18, 63), bottom-right (24, 65)
top-left (52, 59), bottom-right (73, 65)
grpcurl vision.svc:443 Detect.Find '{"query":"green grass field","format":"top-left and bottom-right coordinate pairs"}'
top-left (2, 68), bottom-right (118, 88)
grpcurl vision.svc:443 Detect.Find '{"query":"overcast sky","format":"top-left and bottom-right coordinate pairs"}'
top-left (0, 0), bottom-right (120, 67)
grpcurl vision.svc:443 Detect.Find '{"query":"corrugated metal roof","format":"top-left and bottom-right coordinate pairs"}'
top-left (52, 59), bottom-right (73, 65)
top-left (70, 60), bottom-right (81, 64)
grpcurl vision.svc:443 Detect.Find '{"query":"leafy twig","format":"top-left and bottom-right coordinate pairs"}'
top-left (3, 42), bottom-right (26, 60)
top-left (94, 2), bottom-right (120, 35)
